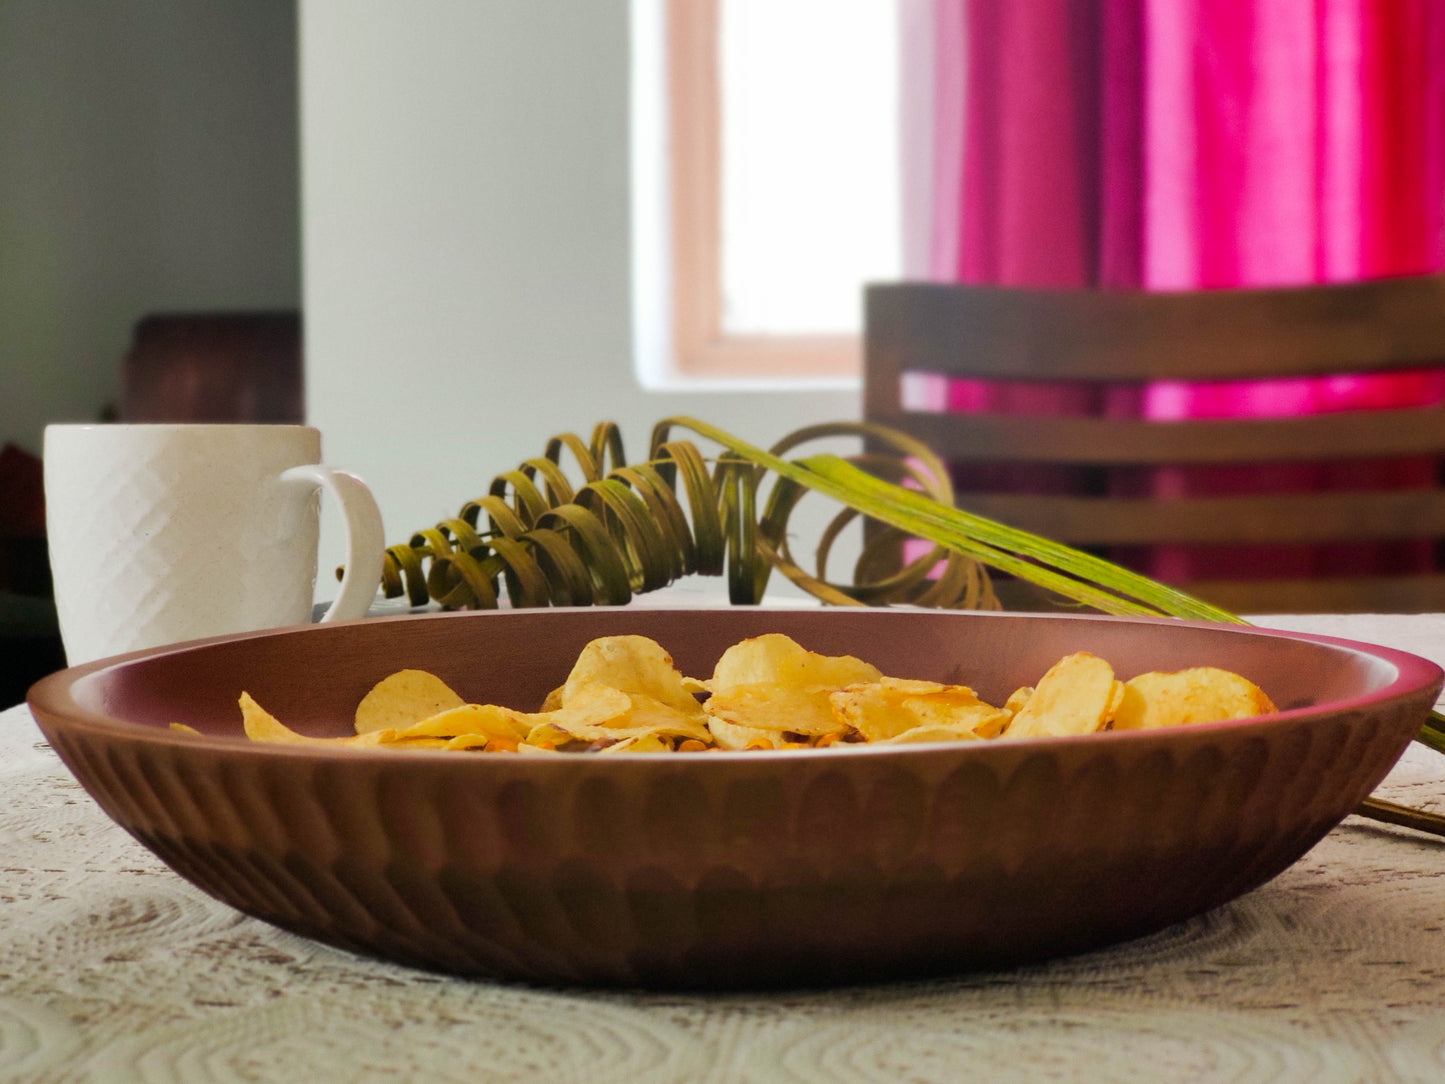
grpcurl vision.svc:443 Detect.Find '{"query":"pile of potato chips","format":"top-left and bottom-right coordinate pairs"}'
top-left (226, 632), bottom-right (1277, 754)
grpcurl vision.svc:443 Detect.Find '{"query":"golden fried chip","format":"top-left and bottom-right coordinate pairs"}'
top-left (386, 702), bottom-right (532, 743)
top-left (524, 721), bottom-right (584, 748)
top-left (702, 633), bottom-right (882, 738)
top-left (559, 635), bottom-right (706, 721)
top-left (607, 691), bottom-right (712, 741)
top-left (240, 692), bottom-right (394, 748)
top-left (1003, 652), bottom-right (1122, 739)
top-left (240, 690), bottom-right (324, 744)
top-left (705, 682), bottom-right (848, 737)
top-left (522, 683), bottom-right (630, 746)
top-left (550, 681), bottom-right (635, 726)
top-left (705, 713), bottom-right (782, 750)
top-left (1003, 686), bottom-right (1033, 715)
top-left (829, 678), bottom-right (1012, 742)
top-left (525, 721), bottom-right (673, 751)
top-left (595, 732), bottom-right (671, 754)
top-left (872, 723), bottom-right (984, 745)
top-left (1111, 667), bottom-right (1277, 730)
top-left (707, 633), bottom-right (882, 694)
top-left (441, 733), bottom-right (495, 751)
top-left (354, 669), bottom-right (466, 734)
top-left (523, 681), bottom-right (709, 749)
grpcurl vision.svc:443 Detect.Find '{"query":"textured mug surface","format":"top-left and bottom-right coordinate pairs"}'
top-left (43, 423), bottom-right (383, 665)
top-left (28, 607), bottom-right (1443, 989)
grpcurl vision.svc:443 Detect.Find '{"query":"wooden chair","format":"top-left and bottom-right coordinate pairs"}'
top-left (863, 277), bottom-right (1445, 613)
top-left (119, 311), bottom-right (303, 423)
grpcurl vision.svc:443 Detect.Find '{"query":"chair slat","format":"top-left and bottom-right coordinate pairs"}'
top-left (866, 277), bottom-right (1445, 382)
top-left (891, 408), bottom-right (1445, 465)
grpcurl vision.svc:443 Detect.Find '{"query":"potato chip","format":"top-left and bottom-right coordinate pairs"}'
top-left (703, 633), bottom-right (882, 738)
top-left (559, 635), bottom-right (706, 720)
top-left (613, 692), bottom-right (713, 741)
top-left (707, 633), bottom-right (882, 694)
top-left (386, 702), bottom-right (532, 743)
top-left (549, 681), bottom-right (634, 726)
top-left (1111, 667), bottom-right (1277, 730)
top-left (595, 733), bottom-right (672, 754)
top-left (704, 713), bottom-right (784, 750)
top-left (525, 722), bottom-right (668, 751)
top-left (705, 682), bottom-right (848, 737)
top-left (354, 669), bottom-right (466, 734)
top-left (871, 723), bottom-right (983, 745)
top-left (240, 692), bottom-right (395, 748)
top-left (241, 691), bottom-right (327, 744)
top-left (442, 733), bottom-right (497, 751)
top-left (523, 681), bottom-right (709, 749)
top-left (829, 678), bottom-right (1012, 742)
top-left (1003, 686), bottom-right (1033, 716)
top-left (1002, 652), bottom-right (1122, 739)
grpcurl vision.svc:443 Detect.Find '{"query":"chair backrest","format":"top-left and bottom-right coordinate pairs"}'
top-left (863, 277), bottom-right (1445, 613)
top-left (119, 311), bottom-right (303, 423)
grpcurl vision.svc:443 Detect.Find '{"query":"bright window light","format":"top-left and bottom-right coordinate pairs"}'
top-left (718, 1), bottom-right (902, 337)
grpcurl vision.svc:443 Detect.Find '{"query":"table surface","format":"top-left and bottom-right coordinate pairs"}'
top-left (5, 611), bottom-right (1445, 1083)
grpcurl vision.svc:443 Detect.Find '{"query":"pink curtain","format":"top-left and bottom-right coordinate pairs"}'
top-left (918, 0), bottom-right (1445, 584)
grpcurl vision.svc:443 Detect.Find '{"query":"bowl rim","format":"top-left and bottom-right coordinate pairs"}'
top-left (26, 607), bottom-right (1445, 762)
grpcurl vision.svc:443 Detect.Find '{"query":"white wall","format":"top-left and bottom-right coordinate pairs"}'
top-left (301, 0), bottom-right (862, 579)
top-left (0, 0), bottom-right (299, 455)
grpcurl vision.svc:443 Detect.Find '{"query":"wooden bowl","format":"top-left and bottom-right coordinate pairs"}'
top-left (27, 607), bottom-right (1442, 989)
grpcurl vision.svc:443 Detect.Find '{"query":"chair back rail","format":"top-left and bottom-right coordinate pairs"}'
top-left (893, 408), bottom-right (1445, 465)
top-left (865, 277), bottom-right (1445, 382)
top-left (863, 277), bottom-right (1445, 613)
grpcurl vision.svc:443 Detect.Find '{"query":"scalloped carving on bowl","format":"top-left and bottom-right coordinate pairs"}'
top-left (28, 607), bottom-right (1442, 989)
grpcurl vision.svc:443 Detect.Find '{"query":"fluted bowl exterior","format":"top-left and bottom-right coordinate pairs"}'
top-left (27, 608), bottom-right (1442, 989)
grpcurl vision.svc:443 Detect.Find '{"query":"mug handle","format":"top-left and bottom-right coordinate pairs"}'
top-left (280, 464), bottom-right (386, 622)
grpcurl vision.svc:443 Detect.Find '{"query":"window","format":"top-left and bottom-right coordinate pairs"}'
top-left (633, 0), bottom-right (902, 386)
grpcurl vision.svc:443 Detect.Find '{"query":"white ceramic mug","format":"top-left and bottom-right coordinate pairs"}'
top-left (44, 424), bottom-right (386, 665)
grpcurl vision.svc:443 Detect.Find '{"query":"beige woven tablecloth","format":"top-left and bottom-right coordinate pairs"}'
top-left (4, 613), bottom-right (1445, 1083)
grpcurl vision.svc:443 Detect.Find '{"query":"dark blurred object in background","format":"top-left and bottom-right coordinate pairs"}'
top-left (1, 443), bottom-right (63, 703)
top-left (120, 311), bottom-right (303, 423)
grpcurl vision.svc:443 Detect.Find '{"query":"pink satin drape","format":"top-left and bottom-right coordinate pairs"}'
top-left (920, 0), bottom-right (1445, 583)
top-left (933, 0), bottom-right (1445, 288)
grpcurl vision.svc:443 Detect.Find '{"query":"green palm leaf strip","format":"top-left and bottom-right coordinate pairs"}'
top-left (666, 417), bottom-right (1237, 623)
